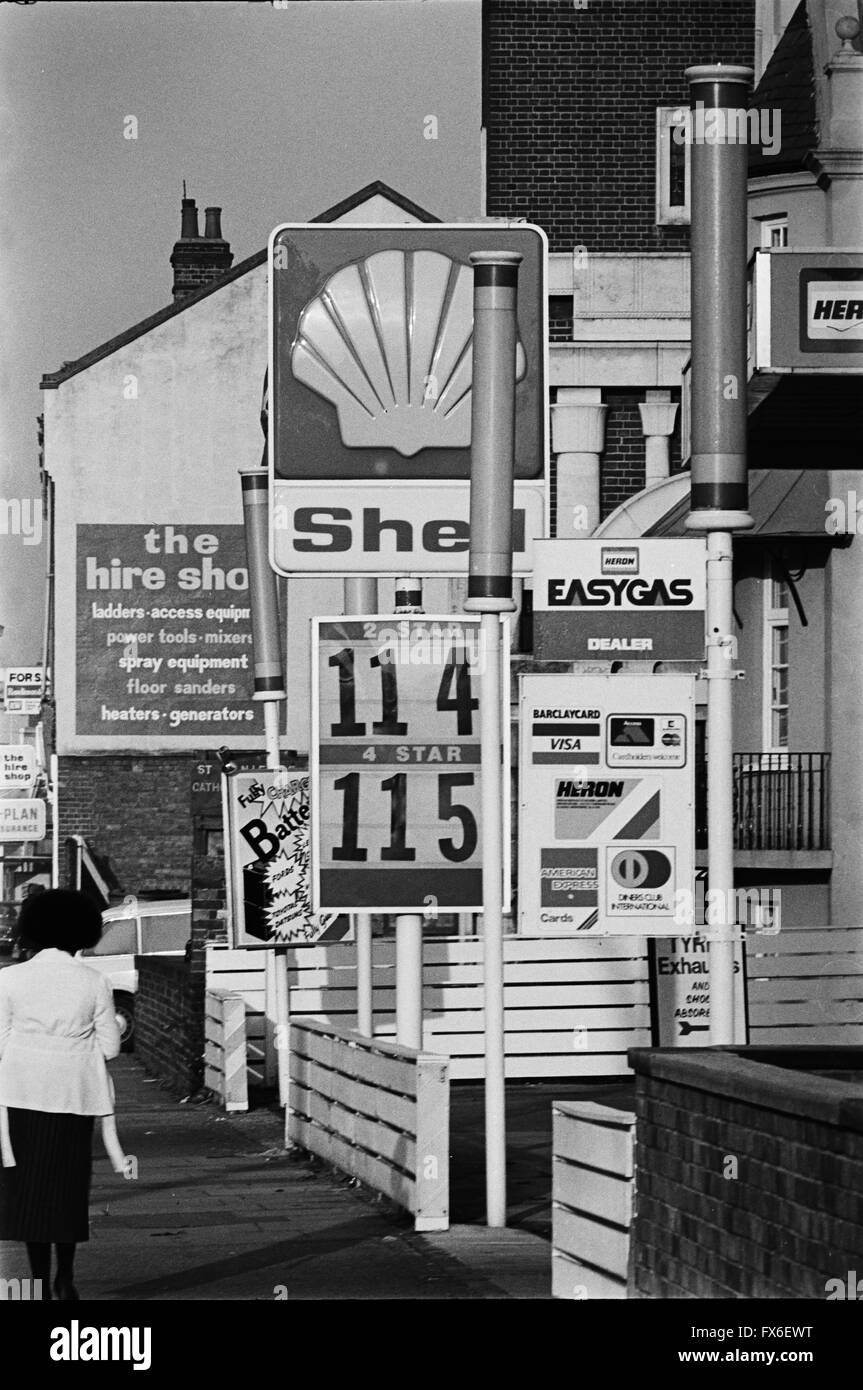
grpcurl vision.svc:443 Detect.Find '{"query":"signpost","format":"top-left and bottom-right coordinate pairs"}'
top-left (225, 769), bottom-right (329, 947)
top-left (684, 63), bottom-right (755, 1045)
top-left (268, 222), bottom-right (547, 577)
top-left (751, 249), bottom-right (863, 367)
top-left (311, 616), bottom-right (507, 913)
top-left (2, 667), bottom-right (44, 714)
top-left (0, 747), bottom-right (37, 792)
top-left (518, 673), bottom-right (695, 936)
top-left (649, 873), bottom-right (748, 1045)
top-left (532, 538), bottom-right (707, 662)
top-left (0, 800), bottom-right (46, 843)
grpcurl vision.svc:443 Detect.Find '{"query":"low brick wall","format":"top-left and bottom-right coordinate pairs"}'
top-left (628, 1046), bottom-right (863, 1299)
top-left (135, 955), bottom-right (204, 1097)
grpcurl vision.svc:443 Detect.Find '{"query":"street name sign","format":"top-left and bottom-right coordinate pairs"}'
top-left (532, 538), bottom-right (707, 662)
top-left (268, 223), bottom-right (548, 575)
top-left (518, 673), bottom-right (695, 935)
top-left (312, 616), bottom-right (509, 912)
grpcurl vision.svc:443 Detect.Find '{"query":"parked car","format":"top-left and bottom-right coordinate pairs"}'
top-left (79, 896), bottom-right (192, 1050)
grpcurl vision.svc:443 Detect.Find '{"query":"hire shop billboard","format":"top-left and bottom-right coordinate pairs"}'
top-left (531, 539), bottom-right (706, 663)
top-left (73, 524), bottom-right (274, 750)
top-left (518, 673), bottom-right (695, 935)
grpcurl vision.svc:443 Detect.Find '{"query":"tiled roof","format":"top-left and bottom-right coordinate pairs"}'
top-left (749, 1), bottom-right (816, 177)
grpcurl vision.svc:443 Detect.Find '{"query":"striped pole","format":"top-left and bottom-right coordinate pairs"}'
top-left (464, 251), bottom-right (521, 1228)
top-left (240, 467), bottom-right (288, 1097)
top-left (683, 65), bottom-right (754, 1047)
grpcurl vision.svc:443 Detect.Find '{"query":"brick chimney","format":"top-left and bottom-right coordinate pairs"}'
top-left (170, 195), bottom-right (233, 300)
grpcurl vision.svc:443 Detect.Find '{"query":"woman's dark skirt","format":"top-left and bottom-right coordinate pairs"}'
top-left (0, 1109), bottom-right (94, 1243)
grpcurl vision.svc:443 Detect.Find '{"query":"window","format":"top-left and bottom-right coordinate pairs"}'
top-left (763, 558), bottom-right (789, 752)
top-left (656, 108), bottom-right (691, 226)
top-left (760, 217), bottom-right (789, 249)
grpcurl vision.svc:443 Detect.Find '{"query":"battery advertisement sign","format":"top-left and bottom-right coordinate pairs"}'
top-left (519, 674), bottom-right (695, 936)
top-left (226, 770), bottom-right (332, 947)
top-left (532, 539), bottom-right (706, 662)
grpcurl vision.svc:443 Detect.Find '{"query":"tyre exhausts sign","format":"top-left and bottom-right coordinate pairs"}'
top-left (518, 673), bottom-right (695, 936)
top-left (532, 539), bottom-right (707, 662)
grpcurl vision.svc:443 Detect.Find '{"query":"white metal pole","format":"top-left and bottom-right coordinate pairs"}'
top-left (345, 576), bottom-right (378, 1037)
top-left (395, 913), bottom-right (423, 1050)
top-left (479, 610), bottom-right (506, 1223)
top-left (50, 752), bottom-right (59, 887)
top-left (705, 532), bottom-right (736, 1043)
top-left (356, 913), bottom-right (373, 1036)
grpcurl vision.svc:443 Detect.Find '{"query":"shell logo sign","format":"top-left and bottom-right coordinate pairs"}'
top-left (268, 224), bottom-right (547, 576)
top-left (291, 249), bottom-right (528, 457)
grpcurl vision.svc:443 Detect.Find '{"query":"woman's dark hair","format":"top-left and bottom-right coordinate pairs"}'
top-left (16, 888), bottom-right (103, 954)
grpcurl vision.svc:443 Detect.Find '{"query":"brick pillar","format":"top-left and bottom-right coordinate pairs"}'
top-left (551, 388), bottom-right (608, 537)
top-left (638, 390), bottom-right (679, 488)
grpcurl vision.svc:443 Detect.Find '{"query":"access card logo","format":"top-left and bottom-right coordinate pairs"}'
top-left (800, 270), bottom-right (863, 353)
top-left (540, 847), bottom-right (598, 913)
top-left (270, 224), bottom-right (547, 481)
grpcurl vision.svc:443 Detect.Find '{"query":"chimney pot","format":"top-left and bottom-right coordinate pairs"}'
top-left (180, 198), bottom-right (199, 239)
top-left (204, 207), bottom-right (223, 240)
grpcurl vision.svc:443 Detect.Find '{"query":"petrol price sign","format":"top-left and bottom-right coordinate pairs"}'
top-left (312, 617), bottom-right (507, 912)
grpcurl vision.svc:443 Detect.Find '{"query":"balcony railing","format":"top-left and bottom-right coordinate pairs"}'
top-left (695, 753), bottom-right (831, 853)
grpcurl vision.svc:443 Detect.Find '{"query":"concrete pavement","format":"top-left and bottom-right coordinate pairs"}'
top-left (0, 1056), bottom-right (632, 1301)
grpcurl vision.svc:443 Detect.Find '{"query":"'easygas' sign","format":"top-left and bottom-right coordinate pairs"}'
top-left (533, 539), bottom-right (707, 661)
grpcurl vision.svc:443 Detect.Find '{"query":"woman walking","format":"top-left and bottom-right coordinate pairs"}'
top-left (0, 889), bottom-right (121, 1300)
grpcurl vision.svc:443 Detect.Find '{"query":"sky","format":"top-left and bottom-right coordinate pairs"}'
top-left (0, 0), bottom-right (482, 666)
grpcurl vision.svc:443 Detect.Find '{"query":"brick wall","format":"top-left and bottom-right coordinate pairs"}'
top-left (597, 389), bottom-right (683, 521)
top-left (135, 955), bottom-right (203, 1096)
top-left (57, 754), bottom-right (196, 896)
top-left (628, 1048), bottom-right (863, 1299)
top-left (484, 0), bottom-right (754, 252)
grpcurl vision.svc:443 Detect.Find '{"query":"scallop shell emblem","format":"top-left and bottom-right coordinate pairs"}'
top-left (290, 249), bottom-right (527, 457)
